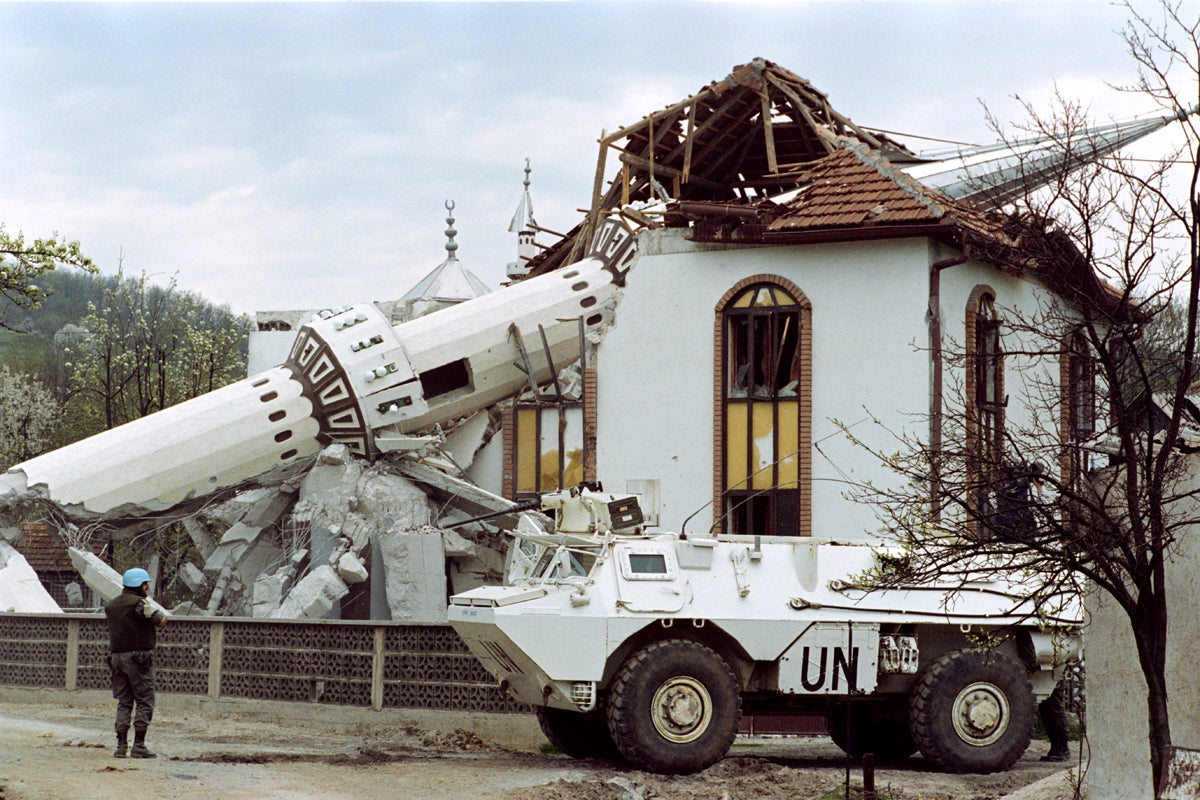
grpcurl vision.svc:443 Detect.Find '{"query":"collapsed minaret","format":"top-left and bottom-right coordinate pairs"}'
top-left (0, 217), bottom-right (635, 520)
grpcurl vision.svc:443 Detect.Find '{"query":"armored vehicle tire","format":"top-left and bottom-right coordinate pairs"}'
top-left (909, 649), bottom-right (1035, 773)
top-left (825, 701), bottom-right (917, 761)
top-left (536, 706), bottom-right (621, 760)
top-left (606, 640), bottom-right (741, 775)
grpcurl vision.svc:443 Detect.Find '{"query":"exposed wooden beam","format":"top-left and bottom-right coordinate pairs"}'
top-left (761, 91), bottom-right (778, 174)
top-left (617, 152), bottom-right (726, 192)
top-left (683, 102), bottom-right (696, 183)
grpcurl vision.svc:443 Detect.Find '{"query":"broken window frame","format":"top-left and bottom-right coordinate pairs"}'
top-left (719, 281), bottom-right (807, 537)
top-left (966, 289), bottom-right (1006, 538)
top-left (1067, 331), bottom-right (1097, 442)
top-left (511, 401), bottom-right (587, 501)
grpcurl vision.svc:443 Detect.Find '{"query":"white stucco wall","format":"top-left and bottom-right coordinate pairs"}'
top-left (594, 227), bottom-right (1062, 538)
top-left (595, 229), bottom-right (926, 537)
top-left (1084, 459), bottom-right (1200, 800)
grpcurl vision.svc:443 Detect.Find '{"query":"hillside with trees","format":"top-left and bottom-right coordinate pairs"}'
top-left (0, 269), bottom-right (251, 459)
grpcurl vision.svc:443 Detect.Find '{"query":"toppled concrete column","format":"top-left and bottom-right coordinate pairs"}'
top-left (269, 564), bottom-right (348, 619)
top-left (379, 526), bottom-right (446, 623)
top-left (0, 541), bottom-right (62, 613)
top-left (67, 547), bottom-right (168, 616)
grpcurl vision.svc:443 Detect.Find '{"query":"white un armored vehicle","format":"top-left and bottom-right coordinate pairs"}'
top-left (448, 485), bottom-right (1080, 775)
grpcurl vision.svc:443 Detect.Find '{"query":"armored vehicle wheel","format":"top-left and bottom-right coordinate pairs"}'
top-left (909, 649), bottom-right (1034, 773)
top-left (606, 640), bottom-right (741, 775)
top-left (825, 701), bottom-right (917, 761)
top-left (536, 706), bottom-right (621, 760)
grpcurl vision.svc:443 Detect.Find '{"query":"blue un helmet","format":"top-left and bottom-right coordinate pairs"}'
top-left (122, 568), bottom-right (152, 588)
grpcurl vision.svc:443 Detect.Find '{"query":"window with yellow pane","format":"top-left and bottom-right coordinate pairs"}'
top-left (716, 278), bottom-right (811, 536)
top-left (511, 403), bottom-right (587, 500)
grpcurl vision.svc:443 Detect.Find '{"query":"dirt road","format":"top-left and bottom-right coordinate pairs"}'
top-left (0, 688), bottom-right (1081, 800)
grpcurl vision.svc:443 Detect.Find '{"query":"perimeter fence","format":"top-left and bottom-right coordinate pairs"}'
top-left (0, 613), bottom-right (526, 714)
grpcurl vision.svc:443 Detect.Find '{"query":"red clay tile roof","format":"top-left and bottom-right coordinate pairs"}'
top-left (15, 522), bottom-right (103, 573)
top-left (767, 144), bottom-right (952, 231)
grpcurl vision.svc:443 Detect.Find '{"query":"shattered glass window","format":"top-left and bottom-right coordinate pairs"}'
top-left (971, 293), bottom-right (1006, 538)
top-left (1069, 332), bottom-right (1096, 440)
top-left (513, 404), bottom-right (585, 499)
top-left (721, 283), bottom-right (804, 536)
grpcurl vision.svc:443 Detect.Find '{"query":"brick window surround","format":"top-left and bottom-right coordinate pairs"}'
top-left (712, 274), bottom-right (812, 537)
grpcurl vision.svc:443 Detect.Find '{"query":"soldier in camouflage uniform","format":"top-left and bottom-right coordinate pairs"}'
top-left (104, 568), bottom-right (168, 758)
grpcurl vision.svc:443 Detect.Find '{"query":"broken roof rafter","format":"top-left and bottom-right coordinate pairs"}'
top-left (536, 58), bottom-right (919, 275)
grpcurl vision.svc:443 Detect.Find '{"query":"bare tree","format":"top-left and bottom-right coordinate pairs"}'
top-left (838, 3), bottom-right (1199, 794)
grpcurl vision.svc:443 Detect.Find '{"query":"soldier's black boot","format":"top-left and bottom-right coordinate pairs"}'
top-left (114, 728), bottom-right (128, 758)
top-left (130, 727), bottom-right (156, 759)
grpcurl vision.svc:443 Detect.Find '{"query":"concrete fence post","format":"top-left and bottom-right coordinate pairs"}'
top-left (65, 619), bottom-right (80, 691)
top-left (372, 626), bottom-right (385, 711)
top-left (208, 622), bottom-right (224, 700)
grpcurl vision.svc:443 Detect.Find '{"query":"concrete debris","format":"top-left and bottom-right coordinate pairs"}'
top-left (67, 546), bottom-right (168, 616)
top-left (448, 545), bottom-right (506, 595)
top-left (440, 411), bottom-right (491, 472)
top-left (252, 571), bottom-right (287, 617)
top-left (64, 581), bottom-right (83, 607)
top-left (554, 364), bottom-right (584, 402)
top-left (205, 566), bottom-right (241, 615)
top-left (441, 528), bottom-right (477, 558)
top-left (251, 548), bottom-right (309, 616)
top-left (379, 525), bottom-right (446, 623)
top-left (316, 443), bottom-right (353, 466)
top-left (441, 526), bottom-right (505, 594)
top-left (170, 600), bottom-right (203, 616)
top-left (0, 540), bottom-right (62, 613)
top-left (398, 460), bottom-right (529, 530)
top-left (337, 551), bottom-right (368, 584)
top-left (203, 486), bottom-right (291, 580)
top-left (269, 564), bottom-right (348, 619)
top-left (180, 517), bottom-right (216, 560)
top-left (179, 561), bottom-right (207, 592)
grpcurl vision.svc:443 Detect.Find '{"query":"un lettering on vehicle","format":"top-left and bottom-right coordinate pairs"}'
top-left (777, 622), bottom-right (881, 694)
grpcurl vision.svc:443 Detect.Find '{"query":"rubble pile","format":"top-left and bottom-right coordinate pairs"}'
top-left (5, 407), bottom-right (532, 621)
top-left (135, 410), bottom-right (521, 621)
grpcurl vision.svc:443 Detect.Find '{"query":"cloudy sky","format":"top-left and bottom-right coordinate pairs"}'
top-left (0, 1), bottom-right (1184, 315)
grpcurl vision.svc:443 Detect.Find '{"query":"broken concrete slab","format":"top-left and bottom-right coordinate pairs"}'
top-left (0, 541), bottom-right (62, 613)
top-left (440, 411), bottom-right (491, 472)
top-left (270, 564), bottom-right (348, 619)
top-left (181, 517), bottom-right (217, 560)
top-left (337, 551), bottom-right (368, 584)
top-left (252, 549), bottom-right (308, 617)
top-left (441, 528), bottom-right (477, 558)
top-left (398, 460), bottom-right (529, 530)
top-left (203, 486), bottom-right (291, 579)
top-left (179, 561), bottom-right (207, 593)
top-left (379, 526), bottom-right (446, 623)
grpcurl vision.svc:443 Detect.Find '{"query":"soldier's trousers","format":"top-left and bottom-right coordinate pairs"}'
top-left (110, 650), bottom-right (155, 733)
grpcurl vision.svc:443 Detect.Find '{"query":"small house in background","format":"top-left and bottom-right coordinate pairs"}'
top-left (15, 522), bottom-right (100, 608)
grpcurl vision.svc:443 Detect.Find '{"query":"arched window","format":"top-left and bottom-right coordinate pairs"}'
top-left (1059, 328), bottom-right (1096, 492)
top-left (714, 277), bottom-right (811, 536)
top-left (966, 287), bottom-right (1004, 536)
top-left (1065, 330), bottom-right (1096, 443)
